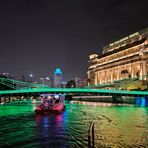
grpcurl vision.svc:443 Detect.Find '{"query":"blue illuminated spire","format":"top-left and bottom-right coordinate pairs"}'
top-left (54, 68), bottom-right (62, 75)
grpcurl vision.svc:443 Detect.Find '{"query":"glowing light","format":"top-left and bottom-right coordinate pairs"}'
top-left (54, 68), bottom-right (62, 75)
top-left (29, 74), bottom-right (33, 77)
top-left (135, 97), bottom-right (141, 105)
top-left (137, 65), bottom-right (140, 68)
top-left (0, 88), bottom-right (148, 96)
top-left (54, 94), bottom-right (59, 99)
top-left (48, 95), bottom-right (51, 99)
top-left (56, 114), bottom-right (62, 122)
top-left (32, 99), bottom-right (37, 104)
top-left (141, 97), bottom-right (146, 107)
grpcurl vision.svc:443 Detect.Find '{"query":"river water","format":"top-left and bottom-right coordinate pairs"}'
top-left (0, 100), bottom-right (148, 148)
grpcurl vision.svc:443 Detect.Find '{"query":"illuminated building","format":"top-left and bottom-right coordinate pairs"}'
top-left (88, 28), bottom-right (148, 90)
top-left (75, 77), bottom-right (87, 88)
top-left (54, 68), bottom-right (62, 88)
top-left (40, 77), bottom-right (53, 87)
top-left (62, 81), bottom-right (66, 88)
top-left (2, 73), bottom-right (15, 79)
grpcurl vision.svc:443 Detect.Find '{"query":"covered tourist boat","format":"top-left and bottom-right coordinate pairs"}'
top-left (34, 94), bottom-right (66, 114)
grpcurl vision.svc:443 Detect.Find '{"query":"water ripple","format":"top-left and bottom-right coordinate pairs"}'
top-left (0, 101), bottom-right (148, 147)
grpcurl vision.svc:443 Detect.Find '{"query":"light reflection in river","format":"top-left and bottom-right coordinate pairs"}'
top-left (0, 101), bottom-right (148, 147)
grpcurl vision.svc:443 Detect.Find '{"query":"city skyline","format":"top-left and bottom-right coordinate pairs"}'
top-left (0, 0), bottom-right (148, 81)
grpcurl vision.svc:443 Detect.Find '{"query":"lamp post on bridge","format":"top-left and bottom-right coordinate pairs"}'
top-left (29, 74), bottom-right (33, 83)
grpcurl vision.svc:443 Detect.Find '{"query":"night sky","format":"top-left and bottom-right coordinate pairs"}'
top-left (0, 0), bottom-right (148, 81)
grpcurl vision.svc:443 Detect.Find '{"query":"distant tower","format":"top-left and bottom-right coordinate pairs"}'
top-left (54, 68), bottom-right (62, 88)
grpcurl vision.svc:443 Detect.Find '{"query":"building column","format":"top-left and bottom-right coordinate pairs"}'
top-left (112, 69), bottom-right (114, 81)
top-left (106, 70), bottom-right (109, 82)
top-left (97, 72), bottom-right (99, 85)
top-left (118, 68), bottom-right (121, 80)
top-left (110, 70), bottom-right (113, 82)
top-left (97, 72), bottom-right (100, 84)
top-left (131, 64), bottom-right (134, 78)
top-left (142, 61), bottom-right (147, 78)
top-left (117, 68), bottom-right (119, 80)
top-left (95, 72), bottom-right (97, 85)
top-left (100, 73), bottom-right (102, 84)
top-left (104, 71), bottom-right (107, 83)
top-left (102, 72), bottom-right (104, 84)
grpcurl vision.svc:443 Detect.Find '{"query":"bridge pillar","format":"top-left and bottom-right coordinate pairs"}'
top-left (112, 95), bottom-right (123, 103)
top-left (141, 97), bottom-right (148, 106)
top-left (135, 96), bottom-right (141, 105)
top-left (65, 95), bottom-right (73, 101)
top-left (135, 96), bottom-right (148, 106)
top-left (8, 97), bottom-right (11, 102)
top-left (4, 97), bottom-right (6, 103)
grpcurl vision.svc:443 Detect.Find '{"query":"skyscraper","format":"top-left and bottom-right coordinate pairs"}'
top-left (53, 68), bottom-right (62, 88)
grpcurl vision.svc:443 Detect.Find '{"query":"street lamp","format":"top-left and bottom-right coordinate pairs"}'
top-left (29, 74), bottom-right (33, 82)
top-left (46, 77), bottom-right (49, 80)
top-left (29, 74), bottom-right (33, 77)
top-left (40, 77), bottom-right (44, 84)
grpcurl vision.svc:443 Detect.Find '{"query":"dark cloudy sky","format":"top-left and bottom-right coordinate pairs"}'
top-left (0, 0), bottom-right (148, 81)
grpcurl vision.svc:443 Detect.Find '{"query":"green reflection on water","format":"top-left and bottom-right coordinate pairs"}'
top-left (0, 101), bottom-right (148, 147)
top-left (0, 101), bottom-right (35, 117)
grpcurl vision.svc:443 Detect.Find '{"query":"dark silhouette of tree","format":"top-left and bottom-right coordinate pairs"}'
top-left (20, 75), bottom-right (26, 82)
top-left (65, 80), bottom-right (76, 88)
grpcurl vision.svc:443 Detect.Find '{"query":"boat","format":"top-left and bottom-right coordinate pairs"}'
top-left (34, 94), bottom-right (66, 114)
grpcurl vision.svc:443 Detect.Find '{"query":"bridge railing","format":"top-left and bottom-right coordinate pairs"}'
top-left (88, 121), bottom-right (95, 148)
top-left (0, 77), bottom-right (49, 89)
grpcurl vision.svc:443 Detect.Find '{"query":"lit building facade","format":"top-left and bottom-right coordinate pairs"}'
top-left (2, 73), bottom-right (15, 79)
top-left (40, 77), bottom-right (53, 87)
top-left (88, 28), bottom-right (148, 89)
top-left (53, 68), bottom-right (62, 88)
top-left (75, 77), bottom-right (87, 88)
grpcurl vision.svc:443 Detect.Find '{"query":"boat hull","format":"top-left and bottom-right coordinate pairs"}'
top-left (34, 106), bottom-right (66, 114)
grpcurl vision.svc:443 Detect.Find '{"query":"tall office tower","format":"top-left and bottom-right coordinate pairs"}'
top-left (54, 68), bottom-right (62, 88)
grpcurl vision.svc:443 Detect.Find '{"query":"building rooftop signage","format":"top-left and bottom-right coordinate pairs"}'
top-left (109, 32), bottom-right (139, 47)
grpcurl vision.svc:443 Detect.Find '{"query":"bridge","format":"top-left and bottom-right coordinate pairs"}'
top-left (0, 87), bottom-right (148, 96)
top-left (0, 77), bottom-right (148, 106)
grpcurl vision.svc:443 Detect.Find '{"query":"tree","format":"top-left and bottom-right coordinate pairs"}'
top-left (65, 80), bottom-right (76, 88)
top-left (20, 75), bottom-right (26, 82)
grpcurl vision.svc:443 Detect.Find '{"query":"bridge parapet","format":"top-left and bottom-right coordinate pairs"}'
top-left (0, 88), bottom-right (148, 97)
